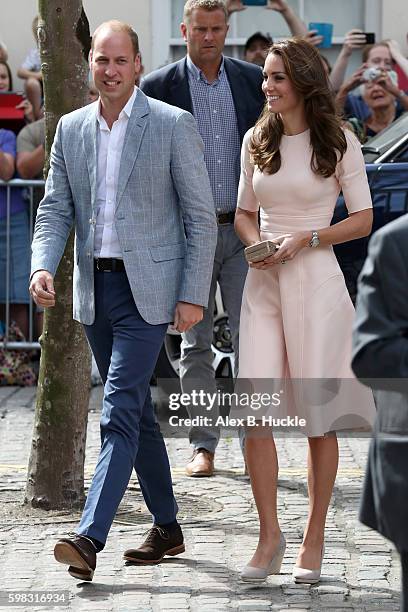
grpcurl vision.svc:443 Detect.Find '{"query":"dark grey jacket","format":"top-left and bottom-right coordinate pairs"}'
top-left (352, 214), bottom-right (408, 551)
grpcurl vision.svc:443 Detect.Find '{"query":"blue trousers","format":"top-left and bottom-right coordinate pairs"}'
top-left (77, 270), bottom-right (178, 545)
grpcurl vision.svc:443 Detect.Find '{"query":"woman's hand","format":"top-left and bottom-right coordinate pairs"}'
top-left (339, 63), bottom-right (368, 94)
top-left (342, 29), bottom-right (367, 55)
top-left (249, 231), bottom-right (310, 269)
top-left (16, 99), bottom-right (34, 123)
top-left (386, 39), bottom-right (403, 62)
top-left (267, 0), bottom-right (290, 12)
top-left (225, 0), bottom-right (246, 16)
top-left (303, 30), bottom-right (324, 47)
top-left (374, 70), bottom-right (401, 98)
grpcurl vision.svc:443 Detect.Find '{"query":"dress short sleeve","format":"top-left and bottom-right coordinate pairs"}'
top-left (237, 128), bottom-right (259, 212)
top-left (336, 128), bottom-right (372, 214)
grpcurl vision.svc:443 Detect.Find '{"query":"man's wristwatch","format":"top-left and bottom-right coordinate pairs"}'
top-left (309, 230), bottom-right (320, 248)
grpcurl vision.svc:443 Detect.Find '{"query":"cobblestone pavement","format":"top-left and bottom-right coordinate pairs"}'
top-left (0, 386), bottom-right (402, 611)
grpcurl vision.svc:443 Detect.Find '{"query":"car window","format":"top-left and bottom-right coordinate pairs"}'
top-left (393, 142), bottom-right (408, 163)
top-left (363, 112), bottom-right (408, 162)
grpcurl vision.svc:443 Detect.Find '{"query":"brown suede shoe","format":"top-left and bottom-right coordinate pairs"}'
top-left (123, 525), bottom-right (185, 564)
top-left (54, 534), bottom-right (97, 581)
top-left (185, 448), bottom-right (214, 477)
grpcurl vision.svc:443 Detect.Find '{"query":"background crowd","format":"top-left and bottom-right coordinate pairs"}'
top-left (2, 1), bottom-right (408, 608)
top-left (0, 0), bottom-right (407, 381)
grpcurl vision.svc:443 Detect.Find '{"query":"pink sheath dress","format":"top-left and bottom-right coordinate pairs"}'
top-left (236, 128), bottom-right (376, 436)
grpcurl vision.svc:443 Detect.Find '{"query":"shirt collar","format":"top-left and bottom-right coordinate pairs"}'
top-left (96, 86), bottom-right (138, 128)
top-left (186, 55), bottom-right (225, 83)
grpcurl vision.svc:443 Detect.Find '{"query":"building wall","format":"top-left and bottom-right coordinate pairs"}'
top-left (381, 0), bottom-right (407, 46)
top-left (3, 0), bottom-right (150, 91)
top-left (2, 0), bottom-right (407, 91)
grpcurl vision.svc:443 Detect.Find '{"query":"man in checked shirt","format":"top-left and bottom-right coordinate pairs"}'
top-left (141, 0), bottom-right (264, 476)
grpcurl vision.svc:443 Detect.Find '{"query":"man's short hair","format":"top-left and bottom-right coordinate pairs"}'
top-left (245, 32), bottom-right (273, 52)
top-left (92, 20), bottom-right (139, 58)
top-left (183, 0), bottom-right (228, 23)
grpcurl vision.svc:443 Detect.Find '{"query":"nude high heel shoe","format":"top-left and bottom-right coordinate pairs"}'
top-left (292, 542), bottom-right (325, 584)
top-left (240, 532), bottom-right (286, 583)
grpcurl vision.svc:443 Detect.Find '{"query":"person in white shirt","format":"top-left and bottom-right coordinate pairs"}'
top-left (29, 20), bottom-right (217, 582)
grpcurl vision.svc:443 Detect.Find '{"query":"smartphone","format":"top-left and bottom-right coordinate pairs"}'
top-left (243, 0), bottom-right (268, 5)
top-left (363, 32), bottom-right (376, 44)
top-left (245, 240), bottom-right (279, 263)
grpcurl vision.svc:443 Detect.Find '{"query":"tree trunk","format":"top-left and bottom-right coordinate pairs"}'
top-left (25, 1), bottom-right (92, 510)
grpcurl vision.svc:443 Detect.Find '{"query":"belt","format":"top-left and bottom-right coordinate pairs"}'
top-left (217, 211), bottom-right (235, 225)
top-left (94, 258), bottom-right (125, 272)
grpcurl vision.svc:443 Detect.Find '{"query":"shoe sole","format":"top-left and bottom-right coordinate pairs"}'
top-left (240, 563), bottom-right (284, 583)
top-left (68, 566), bottom-right (93, 582)
top-left (123, 543), bottom-right (185, 564)
top-left (240, 576), bottom-right (267, 583)
top-left (54, 542), bottom-right (94, 581)
top-left (293, 576), bottom-right (320, 584)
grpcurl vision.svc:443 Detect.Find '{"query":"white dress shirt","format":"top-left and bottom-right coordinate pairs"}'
top-left (94, 87), bottom-right (137, 258)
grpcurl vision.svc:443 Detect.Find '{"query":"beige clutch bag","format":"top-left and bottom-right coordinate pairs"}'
top-left (244, 240), bottom-right (279, 263)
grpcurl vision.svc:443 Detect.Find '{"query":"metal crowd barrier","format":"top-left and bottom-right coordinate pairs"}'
top-left (0, 178), bottom-right (45, 350)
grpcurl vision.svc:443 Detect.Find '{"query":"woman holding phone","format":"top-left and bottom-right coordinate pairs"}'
top-left (0, 60), bottom-right (34, 123)
top-left (234, 38), bottom-right (376, 584)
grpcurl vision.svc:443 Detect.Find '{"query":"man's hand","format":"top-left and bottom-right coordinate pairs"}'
top-left (29, 270), bottom-right (56, 307)
top-left (266, 0), bottom-right (289, 12)
top-left (171, 302), bottom-right (204, 333)
top-left (225, 0), bottom-right (246, 16)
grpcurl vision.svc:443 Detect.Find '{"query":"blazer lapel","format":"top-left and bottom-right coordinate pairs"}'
top-left (116, 90), bottom-right (150, 208)
top-left (224, 58), bottom-right (249, 141)
top-left (82, 107), bottom-right (98, 209)
top-left (169, 58), bottom-right (193, 114)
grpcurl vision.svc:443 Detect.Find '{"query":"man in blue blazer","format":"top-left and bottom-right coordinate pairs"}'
top-left (30, 21), bottom-right (217, 581)
top-left (141, 0), bottom-right (264, 477)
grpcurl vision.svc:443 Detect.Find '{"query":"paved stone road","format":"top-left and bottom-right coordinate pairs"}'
top-left (0, 386), bottom-right (402, 611)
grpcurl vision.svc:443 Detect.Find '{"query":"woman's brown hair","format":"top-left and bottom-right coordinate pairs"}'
top-left (0, 60), bottom-right (13, 91)
top-left (249, 38), bottom-right (347, 178)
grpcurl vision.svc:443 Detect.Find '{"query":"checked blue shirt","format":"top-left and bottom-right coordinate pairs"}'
top-left (187, 55), bottom-right (241, 214)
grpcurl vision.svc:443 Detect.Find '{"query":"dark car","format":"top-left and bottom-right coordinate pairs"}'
top-left (334, 112), bottom-right (408, 302)
top-left (154, 113), bottom-right (408, 386)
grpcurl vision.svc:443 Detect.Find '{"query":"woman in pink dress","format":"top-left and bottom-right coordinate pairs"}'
top-left (234, 38), bottom-right (376, 584)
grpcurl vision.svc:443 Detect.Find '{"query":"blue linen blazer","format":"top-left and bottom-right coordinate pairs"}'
top-left (31, 90), bottom-right (218, 325)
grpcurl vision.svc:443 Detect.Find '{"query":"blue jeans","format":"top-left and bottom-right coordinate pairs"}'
top-left (77, 270), bottom-right (177, 545)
